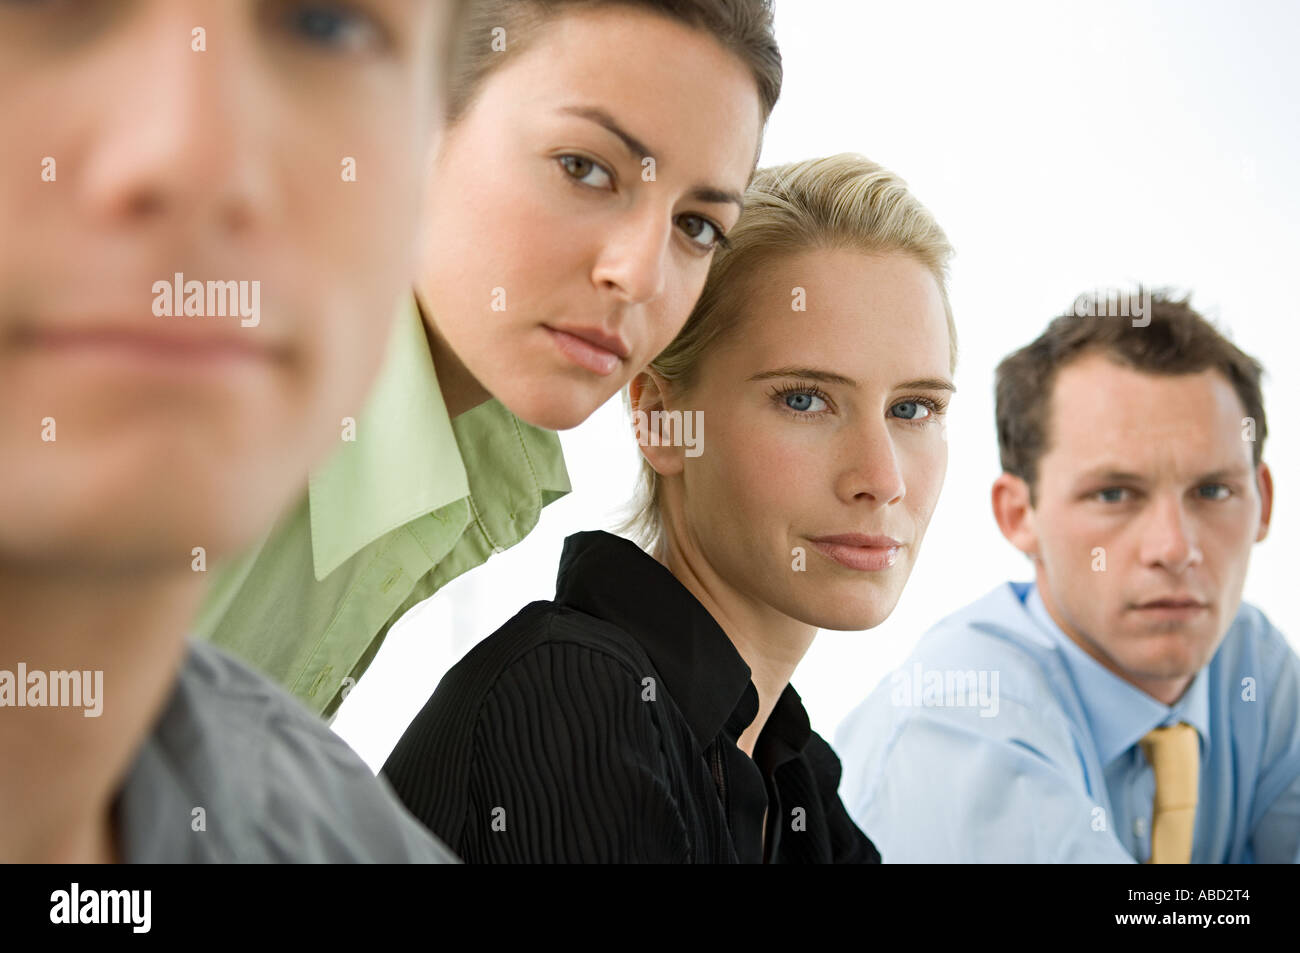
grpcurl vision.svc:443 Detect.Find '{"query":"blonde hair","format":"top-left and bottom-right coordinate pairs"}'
top-left (613, 153), bottom-right (957, 555)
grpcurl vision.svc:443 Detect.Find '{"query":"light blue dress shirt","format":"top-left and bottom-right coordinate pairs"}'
top-left (834, 581), bottom-right (1300, 862)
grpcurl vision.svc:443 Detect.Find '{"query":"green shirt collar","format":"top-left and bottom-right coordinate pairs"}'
top-left (307, 295), bottom-right (561, 581)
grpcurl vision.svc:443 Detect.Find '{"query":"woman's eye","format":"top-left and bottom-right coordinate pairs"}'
top-left (784, 391), bottom-right (827, 413)
top-left (273, 2), bottom-right (386, 53)
top-left (558, 155), bottom-right (614, 190)
top-left (675, 214), bottom-right (723, 250)
top-left (891, 400), bottom-right (931, 421)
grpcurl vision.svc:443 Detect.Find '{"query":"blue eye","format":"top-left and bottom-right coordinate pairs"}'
top-left (1198, 484), bottom-right (1231, 501)
top-left (891, 400), bottom-right (929, 421)
top-left (1097, 487), bottom-right (1129, 503)
top-left (770, 383), bottom-right (830, 417)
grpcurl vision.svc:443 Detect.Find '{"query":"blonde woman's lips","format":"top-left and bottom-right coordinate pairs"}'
top-left (808, 534), bottom-right (903, 572)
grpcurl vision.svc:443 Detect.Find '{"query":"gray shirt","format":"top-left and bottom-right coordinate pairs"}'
top-left (114, 639), bottom-right (457, 862)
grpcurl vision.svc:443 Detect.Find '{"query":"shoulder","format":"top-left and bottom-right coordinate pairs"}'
top-left (836, 586), bottom-right (1087, 796)
top-left (384, 603), bottom-right (694, 862)
top-left (384, 600), bottom-right (680, 805)
top-left (1217, 601), bottom-right (1295, 671)
top-left (424, 600), bottom-right (661, 719)
top-left (147, 641), bottom-right (454, 862)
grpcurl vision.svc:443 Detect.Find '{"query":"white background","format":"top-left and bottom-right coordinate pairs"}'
top-left (335, 0), bottom-right (1300, 770)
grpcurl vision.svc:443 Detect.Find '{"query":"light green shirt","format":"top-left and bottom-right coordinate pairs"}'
top-left (194, 296), bottom-right (571, 717)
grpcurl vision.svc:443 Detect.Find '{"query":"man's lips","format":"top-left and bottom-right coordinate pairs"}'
top-left (9, 325), bottom-right (286, 363)
top-left (807, 534), bottom-right (904, 572)
top-left (1131, 596), bottom-right (1209, 609)
top-left (1128, 596), bottom-right (1210, 621)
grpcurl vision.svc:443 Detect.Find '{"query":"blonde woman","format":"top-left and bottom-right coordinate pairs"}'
top-left (385, 154), bottom-right (957, 863)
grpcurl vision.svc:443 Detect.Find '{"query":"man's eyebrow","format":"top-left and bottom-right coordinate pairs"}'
top-left (1077, 468), bottom-right (1148, 484)
top-left (1075, 465), bottom-right (1253, 484)
top-left (557, 105), bottom-right (744, 211)
top-left (746, 368), bottom-right (957, 393)
top-left (1195, 466), bottom-right (1254, 483)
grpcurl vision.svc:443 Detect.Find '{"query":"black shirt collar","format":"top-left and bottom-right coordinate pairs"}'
top-left (554, 530), bottom-right (811, 762)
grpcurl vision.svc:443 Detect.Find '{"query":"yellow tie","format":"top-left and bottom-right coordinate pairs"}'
top-left (1138, 723), bottom-right (1199, 864)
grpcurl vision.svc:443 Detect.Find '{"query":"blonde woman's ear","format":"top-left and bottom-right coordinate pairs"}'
top-left (628, 371), bottom-right (687, 479)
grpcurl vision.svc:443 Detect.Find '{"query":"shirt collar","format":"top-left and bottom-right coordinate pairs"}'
top-left (1024, 582), bottom-right (1211, 766)
top-left (308, 295), bottom-right (466, 580)
top-left (554, 530), bottom-right (811, 756)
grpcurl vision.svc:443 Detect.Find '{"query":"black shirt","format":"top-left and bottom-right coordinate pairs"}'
top-left (383, 530), bottom-right (880, 864)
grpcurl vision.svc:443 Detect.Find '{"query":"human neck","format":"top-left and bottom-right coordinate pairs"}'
top-left (414, 291), bottom-right (492, 421)
top-left (0, 563), bottom-right (202, 862)
top-left (657, 526), bottom-right (818, 758)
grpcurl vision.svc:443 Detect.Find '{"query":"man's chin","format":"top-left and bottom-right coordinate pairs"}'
top-left (1117, 634), bottom-right (1213, 685)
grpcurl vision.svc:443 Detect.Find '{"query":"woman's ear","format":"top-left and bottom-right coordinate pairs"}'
top-left (629, 370), bottom-right (687, 479)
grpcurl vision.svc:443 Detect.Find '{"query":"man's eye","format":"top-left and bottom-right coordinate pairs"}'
top-left (558, 155), bottom-right (614, 190)
top-left (271, 1), bottom-right (386, 53)
top-left (1097, 487), bottom-right (1129, 503)
top-left (1199, 484), bottom-right (1231, 501)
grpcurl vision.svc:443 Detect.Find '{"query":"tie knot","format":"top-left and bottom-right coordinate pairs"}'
top-left (1139, 722), bottom-right (1199, 809)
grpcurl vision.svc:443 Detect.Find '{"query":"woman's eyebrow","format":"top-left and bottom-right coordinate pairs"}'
top-left (748, 367), bottom-right (858, 387)
top-left (896, 377), bottom-right (957, 394)
top-left (747, 368), bottom-right (957, 394)
top-left (558, 105), bottom-right (654, 161)
top-left (556, 104), bottom-right (744, 210)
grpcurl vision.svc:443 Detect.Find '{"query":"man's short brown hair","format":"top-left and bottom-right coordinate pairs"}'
top-left (995, 289), bottom-right (1268, 502)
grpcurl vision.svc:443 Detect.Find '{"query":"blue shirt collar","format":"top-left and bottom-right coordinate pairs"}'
top-left (1024, 582), bottom-right (1211, 766)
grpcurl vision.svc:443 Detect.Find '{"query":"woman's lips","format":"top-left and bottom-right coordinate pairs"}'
top-left (808, 535), bottom-right (903, 572)
top-left (544, 325), bottom-right (623, 376)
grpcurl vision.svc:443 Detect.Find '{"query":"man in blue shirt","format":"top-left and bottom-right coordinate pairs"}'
top-left (836, 289), bottom-right (1299, 863)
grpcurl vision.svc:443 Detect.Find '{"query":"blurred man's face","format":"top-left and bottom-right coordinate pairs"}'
top-left (1009, 353), bottom-right (1272, 702)
top-left (0, 0), bottom-right (452, 572)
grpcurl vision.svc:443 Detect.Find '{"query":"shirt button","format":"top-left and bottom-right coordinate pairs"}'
top-left (1134, 817), bottom-right (1147, 837)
